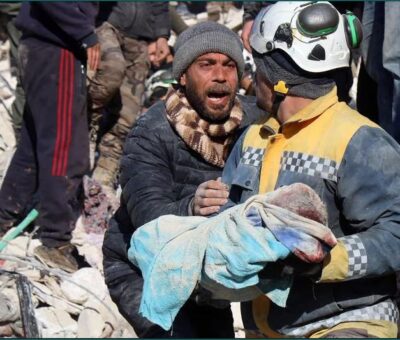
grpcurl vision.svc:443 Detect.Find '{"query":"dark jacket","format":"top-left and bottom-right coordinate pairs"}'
top-left (102, 96), bottom-right (266, 337)
top-left (221, 89), bottom-right (399, 336)
top-left (108, 2), bottom-right (170, 41)
top-left (15, 2), bottom-right (98, 51)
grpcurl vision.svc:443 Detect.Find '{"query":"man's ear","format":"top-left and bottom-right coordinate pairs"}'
top-left (180, 73), bottom-right (186, 86)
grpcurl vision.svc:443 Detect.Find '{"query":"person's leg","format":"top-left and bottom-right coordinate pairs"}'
top-left (20, 39), bottom-right (89, 271)
top-left (357, 61), bottom-right (378, 123)
top-left (87, 21), bottom-right (125, 166)
top-left (0, 110), bottom-right (37, 235)
top-left (362, 3), bottom-right (395, 138)
top-left (383, 2), bottom-right (400, 143)
top-left (36, 46), bottom-right (89, 247)
top-left (93, 36), bottom-right (149, 189)
top-left (0, 41), bottom-right (37, 236)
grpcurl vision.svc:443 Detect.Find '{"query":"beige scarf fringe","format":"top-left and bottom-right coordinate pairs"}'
top-left (165, 87), bottom-right (243, 168)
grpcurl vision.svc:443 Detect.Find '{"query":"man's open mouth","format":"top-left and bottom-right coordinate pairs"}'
top-left (207, 91), bottom-right (230, 106)
top-left (207, 91), bottom-right (229, 99)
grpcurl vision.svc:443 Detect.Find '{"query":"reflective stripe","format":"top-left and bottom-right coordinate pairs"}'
top-left (284, 299), bottom-right (399, 337)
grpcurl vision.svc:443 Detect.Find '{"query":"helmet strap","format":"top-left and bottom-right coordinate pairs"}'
top-left (272, 80), bottom-right (289, 114)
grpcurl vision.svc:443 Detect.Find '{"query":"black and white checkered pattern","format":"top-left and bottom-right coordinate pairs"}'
top-left (284, 300), bottom-right (399, 337)
top-left (342, 235), bottom-right (368, 278)
top-left (280, 151), bottom-right (339, 181)
top-left (241, 147), bottom-right (264, 167)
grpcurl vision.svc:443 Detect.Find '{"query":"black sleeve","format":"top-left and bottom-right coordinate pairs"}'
top-left (102, 219), bottom-right (167, 337)
top-left (102, 109), bottom-right (194, 336)
top-left (120, 115), bottom-right (192, 229)
top-left (152, 2), bottom-right (170, 39)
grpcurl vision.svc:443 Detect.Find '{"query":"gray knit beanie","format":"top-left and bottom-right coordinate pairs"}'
top-left (172, 21), bottom-right (244, 80)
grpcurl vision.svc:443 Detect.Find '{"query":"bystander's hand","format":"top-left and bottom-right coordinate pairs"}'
top-left (241, 20), bottom-right (254, 52)
top-left (154, 37), bottom-right (171, 68)
top-left (193, 177), bottom-right (229, 216)
top-left (87, 43), bottom-right (100, 72)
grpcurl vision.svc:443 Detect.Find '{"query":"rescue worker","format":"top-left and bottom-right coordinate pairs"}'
top-left (221, 2), bottom-right (400, 337)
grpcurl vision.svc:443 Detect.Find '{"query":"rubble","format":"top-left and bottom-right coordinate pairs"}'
top-left (0, 242), bottom-right (137, 338)
top-left (0, 40), bottom-right (16, 188)
top-left (60, 267), bottom-right (108, 304)
top-left (0, 208), bottom-right (136, 338)
top-left (35, 307), bottom-right (77, 338)
top-left (0, 288), bottom-right (20, 322)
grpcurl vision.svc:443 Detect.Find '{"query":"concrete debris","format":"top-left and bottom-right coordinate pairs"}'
top-left (31, 281), bottom-right (83, 316)
top-left (0, 323), bottom-right (13, 337)
top-left (9, 319), bottom-right (23, 337)
top-left (0, 288), bottom-right (20, 322)
top-left (109, 317), bottom-right (137, 338)
top-left (0, 264), bottom-right (139, 338)
top-left (2, 232), bottom-right (41, 258)
top-left (0, 108), bottom-right (15, 187)
top-left (0, 43), bottom-right (16, 187)
top-left (0, 226), bottom-right (137, 338)
top-left (84, 293), bottom-right (120, 330)
top-left (35, 307), bottom-right (77, 338)
top-left (72, 216), bottom-right (104, 271)
top-left (77, 308), bottom-right (105, 338)
top-left (60, 267), bottom-right (108, 304)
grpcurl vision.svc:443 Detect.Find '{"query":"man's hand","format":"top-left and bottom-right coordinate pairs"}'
top-left (87, 43), bottom-right (100, 72)
top-left (241, 20), bottom-right (254, 52)
top-left (154, 37), bottom-right (170, 68)
top-left (193, 178), bottom-right (229, 216)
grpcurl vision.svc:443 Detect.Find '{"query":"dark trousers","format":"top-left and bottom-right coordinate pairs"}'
top-left (0, 38), bottom-right (89, 247)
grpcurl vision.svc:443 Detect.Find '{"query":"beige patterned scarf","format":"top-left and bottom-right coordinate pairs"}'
top-left (165, 87), bottom-right (243, 168)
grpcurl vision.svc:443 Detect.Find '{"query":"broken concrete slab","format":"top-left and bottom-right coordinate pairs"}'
top-left (0, 288), bottom-right (20, 322)
top-left (35, 307), bottom-right (77, 338)
top-left (60, 267), bottom-right (108, 305)
top-left (1, 233), bottom-right (41, 259)
top-left (32, 281), bottom-right (83, 315)
top-left (77, 308), bottom-right (105, 338)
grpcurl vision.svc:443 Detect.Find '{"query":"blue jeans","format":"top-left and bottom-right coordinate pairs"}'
top-left (362, 2), bottom-right (400, 142)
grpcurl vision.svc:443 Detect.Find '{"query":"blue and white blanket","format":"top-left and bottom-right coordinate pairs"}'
top-left (128, 192), bottom-right (336, 330)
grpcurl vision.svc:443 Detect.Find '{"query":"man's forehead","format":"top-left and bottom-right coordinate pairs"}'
top-left (194, 52), bottom-right (235, 62)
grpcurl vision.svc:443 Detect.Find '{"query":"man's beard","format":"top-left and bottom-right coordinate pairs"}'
top-left (184, 81), bottom-right (237, 123)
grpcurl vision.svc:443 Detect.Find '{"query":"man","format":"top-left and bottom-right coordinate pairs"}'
top-left (88, 2), bottom-right (171, 192)
top-left (0, 3), bottom-right (99, 272)
top-left (221, 2), bottom-right (400, 338)
top-left (102, 22), bottom-right (266, 337)
top-left (361, 2), bottom-right (400, 143)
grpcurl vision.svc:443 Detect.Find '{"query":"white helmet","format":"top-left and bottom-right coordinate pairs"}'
top-left (144, 68), bottom-right (177, 107)
top-left (250, 1), bottom-right (362, 73)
